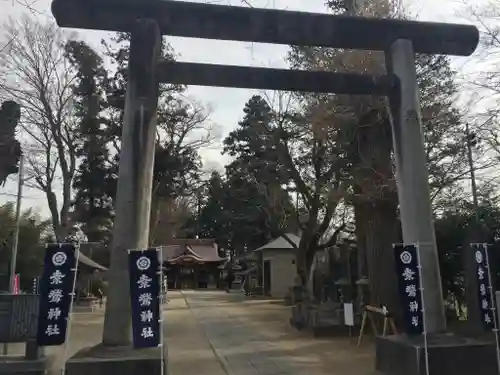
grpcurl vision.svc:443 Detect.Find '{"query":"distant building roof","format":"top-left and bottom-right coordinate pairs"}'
top-left (254, 233), bottom-right (300, 252)
top-left (160, 238), bottom-right (225, 263)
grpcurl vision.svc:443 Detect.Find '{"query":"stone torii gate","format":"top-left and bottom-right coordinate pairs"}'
top-left (51, 1), bottom-right (484, 375)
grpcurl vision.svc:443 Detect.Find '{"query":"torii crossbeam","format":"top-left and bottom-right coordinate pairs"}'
top-left (50, 2), bottom-right (489, 375)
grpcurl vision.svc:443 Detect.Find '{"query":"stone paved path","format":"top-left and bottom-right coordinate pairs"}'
top-left (16, 290), bottom-right (375, 375)
top-left (182, 290), bottom-right (375, 375)
top-left (165, 292), bottom-right (226, 375)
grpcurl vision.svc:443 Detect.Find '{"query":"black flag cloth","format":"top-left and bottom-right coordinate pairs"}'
top-left (129, 248), bottom-right (161, 348)
top-left (36, 243), bottom-right (77, 346)
top-left (394, 244), bottom-right (424, 335)
top-left (471, 243), bottom-right (494, 329)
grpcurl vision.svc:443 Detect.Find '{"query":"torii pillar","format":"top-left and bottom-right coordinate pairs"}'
top-left (49, 1), bottom-right (491, 375)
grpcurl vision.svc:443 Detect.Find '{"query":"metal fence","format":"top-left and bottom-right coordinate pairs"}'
top-left (0, 294), bottom-right (39, 342)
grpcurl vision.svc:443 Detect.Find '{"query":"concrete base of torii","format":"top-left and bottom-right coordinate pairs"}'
top-left (65, 344), bottom-right (168, 375)
top-left (376, 333), bottom-right (497, 375)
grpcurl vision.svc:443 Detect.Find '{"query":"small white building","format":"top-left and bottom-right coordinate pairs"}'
top-left (255, 233), bottom-right (300, 298)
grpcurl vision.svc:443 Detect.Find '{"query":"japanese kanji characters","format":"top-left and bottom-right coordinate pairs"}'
top-left (482, 299), bottom-right (489, 310)
top-left (48, 307), bottom-right (62, 320)
top-left (139, 292), bottom-right (153, 306)
top-left (473, 243), bottom-right (494, 329)
top-left (409, 301), bottom-right (419, 312)
top-left (402, 268), bottom-right (415, 281)
top-left (480, 283), bottom-right (487, 296)
top-left (485, 313), bottom-right (492, 325)
top-left (394, 244), bottom-right (424, 335)
top-left (141, 310), bottom-right (154, 323)
top-left (45, 324), bottom-right (60, 336)
top-left (138, 274), bottom-right (152, 289)
top-left (405, 284), bottom-right (417, 298)
top-left (477, 266), bottom-right (485, 280)
top-left (141, 326), bottom-right (154, 338)
top-left (411, 316), bottom-right (419, 327)
top-left (37, 244), bottom-right (77, 346)
top-left (48, 289), bottom-right (64, 303)
top-left (129, 249), bottom-right (161, 348)
top-left (49, 270), bottom-right (65, 285)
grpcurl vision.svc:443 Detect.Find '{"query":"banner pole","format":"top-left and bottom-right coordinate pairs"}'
top-left (415, 243), bottom-right (429, 375)
top-left (483, 243), bottom-right (500, 374)
top-left (158, 246), bottom-right (165, 375)
top-left (61, 242), bottom-right (81, 375)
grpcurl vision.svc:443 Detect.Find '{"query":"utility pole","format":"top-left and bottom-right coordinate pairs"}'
top-left (9, 153), bottom-right (24, 293)
top-left (464, 122), bottom-right (483, 333)
top-left (465, 122), bottom-right (480, 219)
top-left (3, 154), bottom-right (24, 355)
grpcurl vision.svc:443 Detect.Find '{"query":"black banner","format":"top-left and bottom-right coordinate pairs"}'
top-left (394, 244), bottom-right (424, 335)
top-left (472, 243), bottom-right (494, 329)
top-left (32, 277), bottom-right (40, 294)
top-left (36, 243), bottom-right (77, 346)
top-left (129, 248), bottom-right (161, 348)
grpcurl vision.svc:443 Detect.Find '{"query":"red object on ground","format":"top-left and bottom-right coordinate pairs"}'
top-left (12, 274), bottom-right (20, 294)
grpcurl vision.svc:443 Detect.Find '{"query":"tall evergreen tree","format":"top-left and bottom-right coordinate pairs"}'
top-left (65, 41), bottom-right (115, 244)
top-left (223, 95), bottom-right (289, 186)
top-left (197, 171), bottom-right (231, 248)
top-left (221, 96), bottom-right (298, 253)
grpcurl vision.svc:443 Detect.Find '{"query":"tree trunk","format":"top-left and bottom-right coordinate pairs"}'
top-left (365, 198), bottom-right (401, 322)
top-left (60, 176), bottom-right (71, 233)
top-left (354, 114), bottom-right (400, 322)
top-left (296, 243), bottom-right (316, 286)
top-left (149, 194), bottom-right (160, 245)
top-left (46, 189), bottom-right (62, 240)
top-left (353, 200), bottom-right (368, 279)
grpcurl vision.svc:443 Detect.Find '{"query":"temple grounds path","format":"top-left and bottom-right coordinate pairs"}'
top-left (13, 290), bottom-right (376, 375)
top-left (182, 290), bottom-right (376, 375)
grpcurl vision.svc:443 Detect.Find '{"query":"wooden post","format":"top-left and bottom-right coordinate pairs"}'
top-left (357, 305), bottom-right (397, 347)
top-left (101, 18), bottom-right (161, 346)
top-left (386, 39), bottom-right (446, 333)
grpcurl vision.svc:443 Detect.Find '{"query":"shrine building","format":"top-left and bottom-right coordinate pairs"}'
top-left (161, 238), bottom-right (227, 289)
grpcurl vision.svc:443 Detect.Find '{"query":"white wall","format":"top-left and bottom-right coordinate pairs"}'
top-left (262, 249), bottom-right (296, 298)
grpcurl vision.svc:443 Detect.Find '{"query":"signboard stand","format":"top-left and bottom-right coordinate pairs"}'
top-left (36, 242), bottom-right (79, 351)
top-left (357, 305), bottom-right (397, 347)
top-left (393, 243), bottom-right (428, 375)
top-left (415, 243), bottom-right (429, 375)
top-left (482, 243), bottom-right (500, 373)
top-left (343, 302), bottom-right (354, 337)
top-left (61, 242), bottom-right (80, 375)
top-left (128, 247), bottom-right (162, 349)
top-left (158, 247), bottom-right (164, 375)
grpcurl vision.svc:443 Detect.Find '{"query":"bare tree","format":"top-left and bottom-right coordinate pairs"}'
top-left (0, 15), bottom-right (78, 238)
top-left (148, 95), bottom-right (216, 243)
top-left (462, 1), bottom-right (500, 99)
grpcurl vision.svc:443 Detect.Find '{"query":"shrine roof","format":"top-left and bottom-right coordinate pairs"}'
top-left (160, 239), bottom-right (225, 263)
top-left (254, 233), bottom-right (300, 251)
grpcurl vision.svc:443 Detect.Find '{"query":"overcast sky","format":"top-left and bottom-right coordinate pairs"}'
top-left (0, 0), bottom-right (485, 217)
